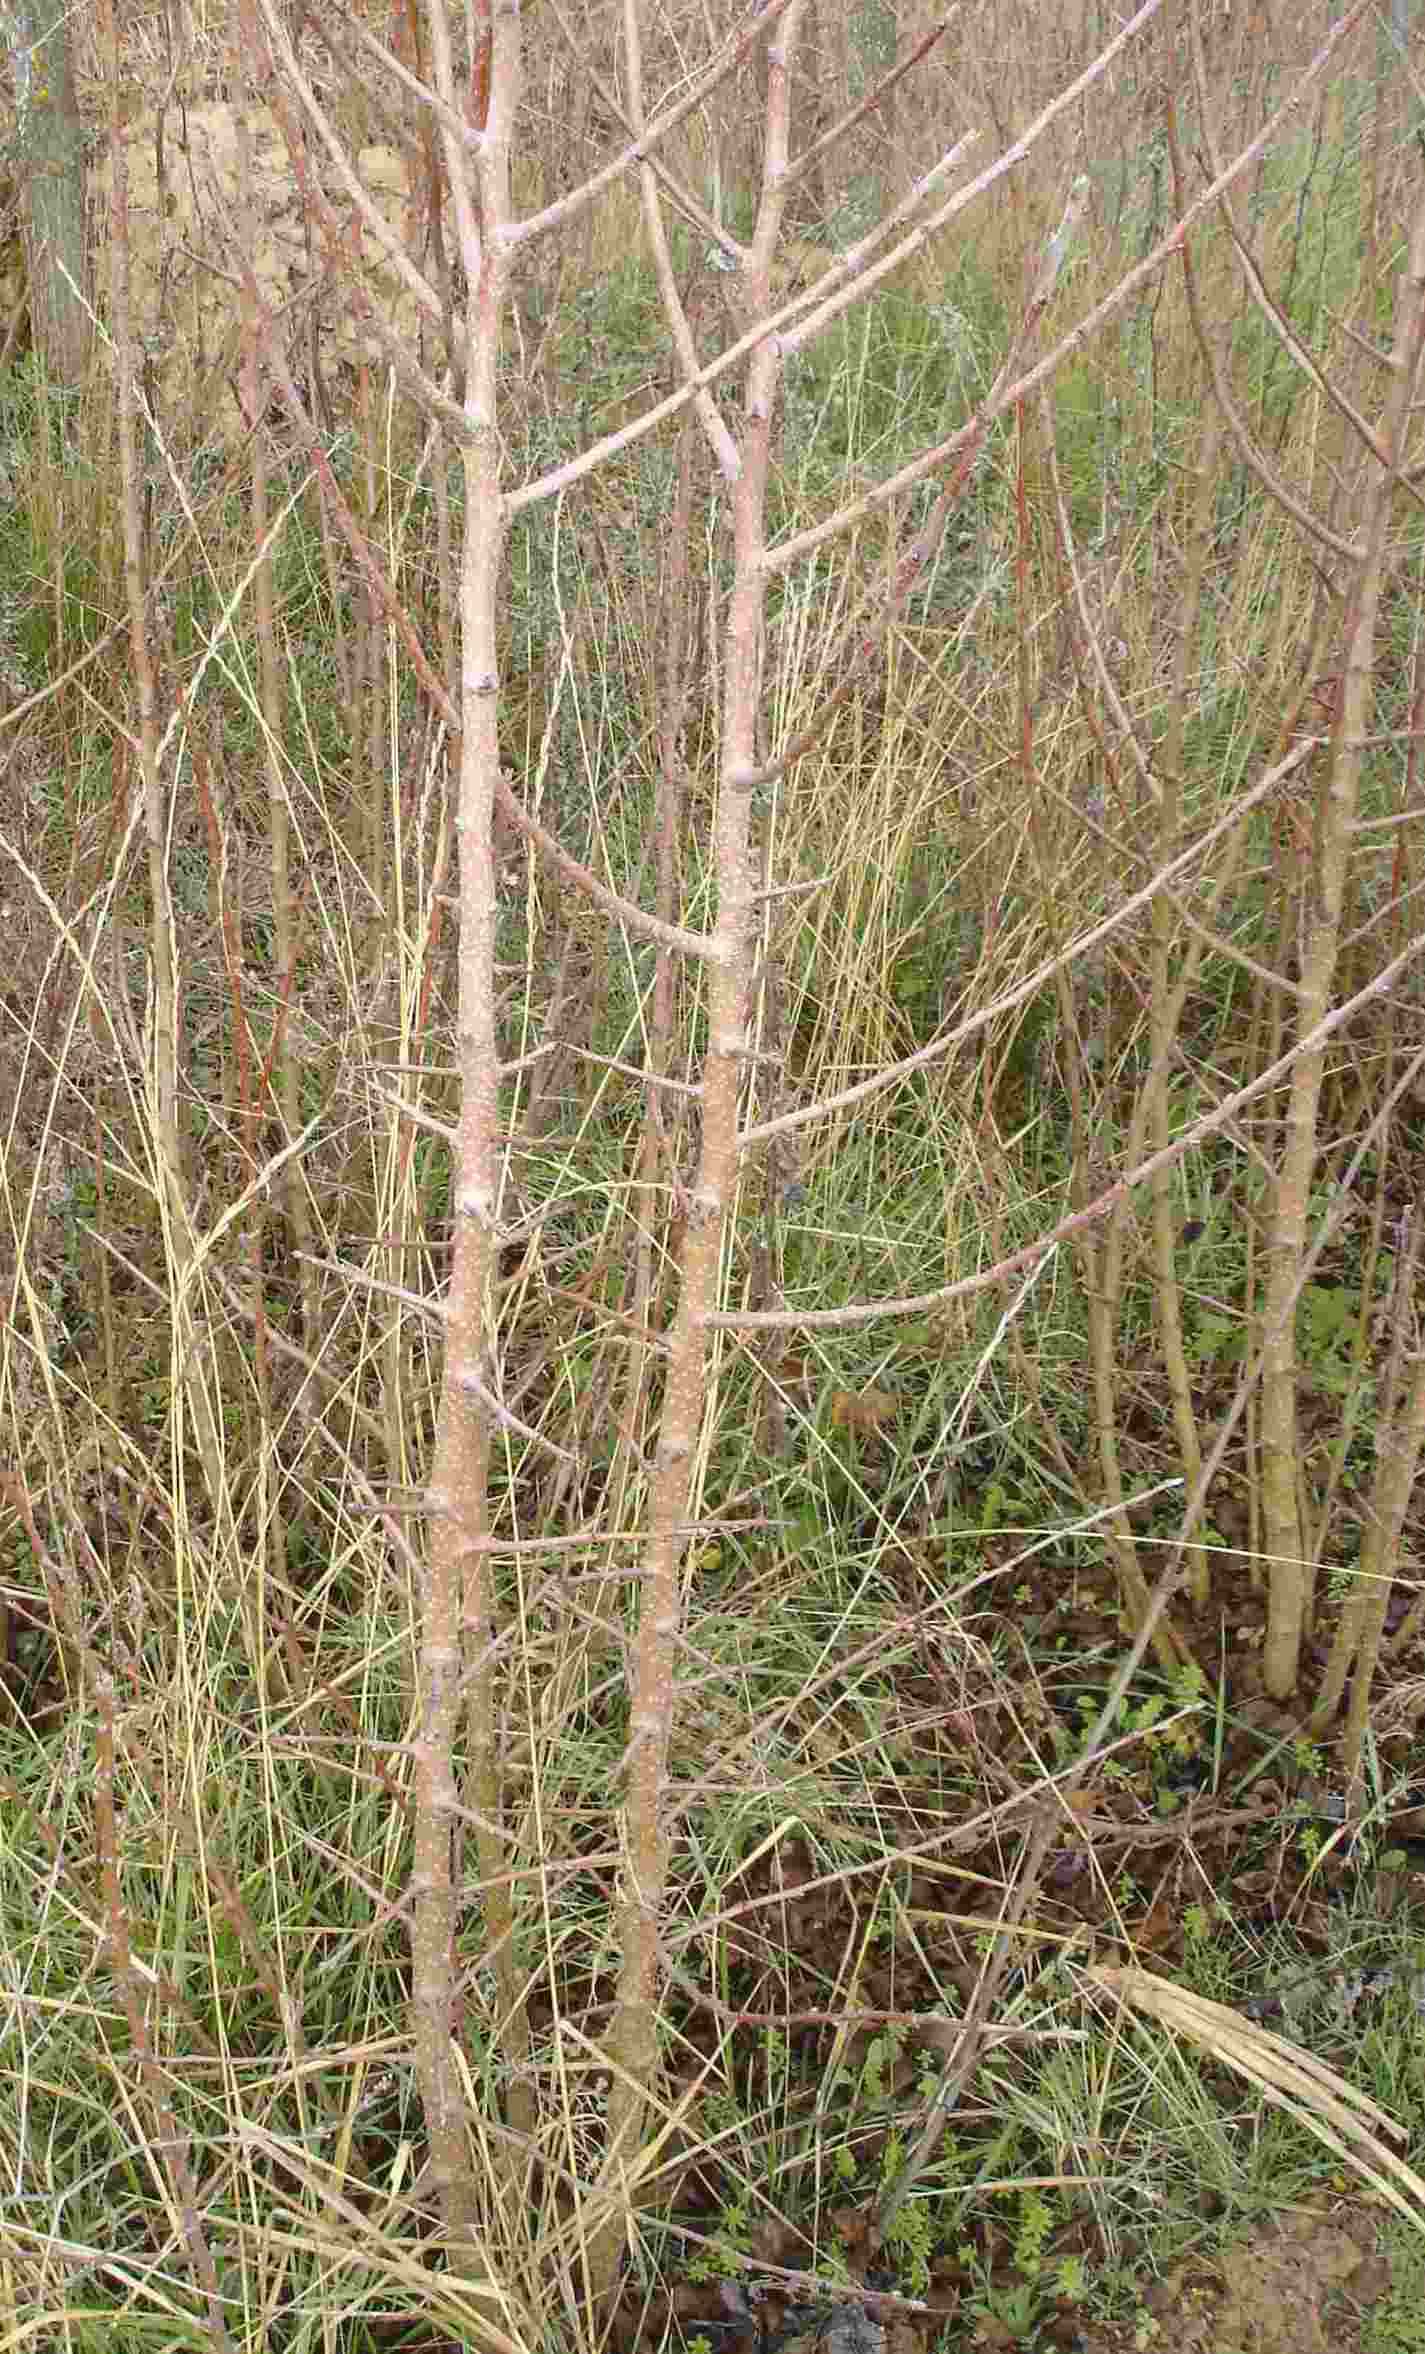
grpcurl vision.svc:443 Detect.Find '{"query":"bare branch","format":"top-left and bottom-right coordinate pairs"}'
top-left (765, 0), bottom-right (1373, 579)
top-left (737, 740), bottom-right (1317, 1157)
top-left (255, 0), bottom-right (445, 328)
top-left (510, 0), bottom-right (803, 252)
top-left (707, 942), bottom-right (1425, 1330)
top-left (784, 12), bottom-right (957, 193)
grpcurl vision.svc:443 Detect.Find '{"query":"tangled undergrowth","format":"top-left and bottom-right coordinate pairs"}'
top-left (2, 2), bottom-right (1425, 2350)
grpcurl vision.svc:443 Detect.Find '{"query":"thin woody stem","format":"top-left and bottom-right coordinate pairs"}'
top-left (707, 930), bottom-right (1425, 1333)
top-left (591, 0), bottom-right (807, 2302)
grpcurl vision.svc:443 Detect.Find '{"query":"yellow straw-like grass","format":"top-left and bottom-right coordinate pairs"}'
top-left (1089, 1967), bottom-right (1425, 2234)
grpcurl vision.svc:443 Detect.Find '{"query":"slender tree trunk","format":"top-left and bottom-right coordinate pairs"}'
top-left (3, 0), bottom-right (91, 384)
top-left (592, 1), bottom-right (806, 2299)
top-left (1259, 189), bottom-right (1425, 1698)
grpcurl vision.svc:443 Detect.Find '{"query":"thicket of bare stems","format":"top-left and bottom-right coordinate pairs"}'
top-left (0, 0), bottom-right (1423, 2343)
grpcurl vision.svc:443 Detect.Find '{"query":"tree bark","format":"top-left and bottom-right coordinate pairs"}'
top-left (4, 0), bottom-right (91, 384)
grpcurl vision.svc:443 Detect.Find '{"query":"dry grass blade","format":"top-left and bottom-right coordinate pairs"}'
top-left (1089, 1966), bottom-right (1425, 2235)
